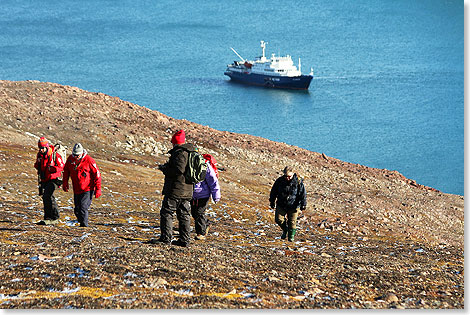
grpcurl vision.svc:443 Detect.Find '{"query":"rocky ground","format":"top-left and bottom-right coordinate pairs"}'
top-left (0, 80), bottom-right (464, 308)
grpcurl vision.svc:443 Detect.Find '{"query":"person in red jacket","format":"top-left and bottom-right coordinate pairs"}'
top-left (34, 137), bottom-right (64, 225)
top-left (62, 143), bottom-right (102, 227)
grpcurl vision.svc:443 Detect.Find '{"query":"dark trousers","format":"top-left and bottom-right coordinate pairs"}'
top-left (74, 191), bottom-right (93, 227)
top-left (191, 197), bottom-right (210, 235)
top-left (160, 196), bottom-right (191, 244)
top-left (42, 180), bottom-right (59, 220)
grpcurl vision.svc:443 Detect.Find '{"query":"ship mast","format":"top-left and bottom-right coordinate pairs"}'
top-left (260, 40), bottom-right (268, 61)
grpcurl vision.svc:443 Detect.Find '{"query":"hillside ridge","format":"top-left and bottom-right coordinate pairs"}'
top-left (0, 80), bottom-right (463, 308)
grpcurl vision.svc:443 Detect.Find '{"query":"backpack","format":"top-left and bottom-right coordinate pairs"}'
top-left (52, 143), bottom-right (66, 165)
top-left (202, 153), bottom-right (219, 178)
top-left (51, 143), bottom-right (66, 184)
top-left (184, 149), bottom-right (208, 184)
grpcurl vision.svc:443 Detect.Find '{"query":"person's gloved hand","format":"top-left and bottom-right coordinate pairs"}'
top-left (270, 202), bottom-right (275, 209)
top-left (95, 189), bottom-right (102, 198)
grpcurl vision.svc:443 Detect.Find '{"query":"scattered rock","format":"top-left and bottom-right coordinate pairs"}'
top-left (0, 80), bottom-right (463, 309)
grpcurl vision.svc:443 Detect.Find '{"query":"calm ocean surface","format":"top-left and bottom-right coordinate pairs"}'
top-left (0, 0), bottom-right (463, 195)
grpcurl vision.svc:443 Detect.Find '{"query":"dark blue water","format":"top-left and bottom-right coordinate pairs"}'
top-left (0, 0), bottom-right (463, 195)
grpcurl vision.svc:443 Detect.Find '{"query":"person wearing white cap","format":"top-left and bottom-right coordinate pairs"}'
top-left (62, 143), bottom-right (102, 227)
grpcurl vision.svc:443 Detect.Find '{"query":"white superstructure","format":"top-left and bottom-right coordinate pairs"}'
top-left (228, 41), bottom-right (306, 77)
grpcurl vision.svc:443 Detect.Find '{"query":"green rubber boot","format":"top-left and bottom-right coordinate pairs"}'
top-left (280, 222), bottom-right (288, 239)
top-left (288, 229), bottom-right (297, 242)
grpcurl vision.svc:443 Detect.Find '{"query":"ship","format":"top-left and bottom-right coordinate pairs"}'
top-left (224, 41), bottom-right (313, 90)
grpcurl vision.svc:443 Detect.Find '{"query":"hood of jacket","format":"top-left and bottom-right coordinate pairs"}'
top-left (169, 143), bottom-right (197, 155)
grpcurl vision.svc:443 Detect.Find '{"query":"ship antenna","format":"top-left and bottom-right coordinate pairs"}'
top-left (299, 58), bottom-right (301, 73)
top-left (230, 47), bottom-right (245, 62)
top-left (260, 41), bottom-right (268, 61)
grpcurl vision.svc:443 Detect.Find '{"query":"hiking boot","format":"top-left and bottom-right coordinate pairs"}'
top-left (280, 222), bottom-right (287, 239)
top-left (39, 218), bottom-right (58, 225)
top-left (148, 238), bottom-right (170, 245)
top-left (148, 238), bottom-right (157, 244)
top-left (195, 234), bottom-right (205, 240)
top-left (171, 239), bottom-right (189, 247)
top-left (288, 229), bottom-right (297, 242)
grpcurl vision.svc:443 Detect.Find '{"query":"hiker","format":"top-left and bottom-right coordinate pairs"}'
top-left (154, 129), bottom-right (197, 247)
top-left (34, 137), bottom-right (64, 225)
top-left (269, 166), bottom-right (307, 242)
top-left (62, 143), bottom-right (102, 227)
top-left (191, 157), bottom-right (221, 240)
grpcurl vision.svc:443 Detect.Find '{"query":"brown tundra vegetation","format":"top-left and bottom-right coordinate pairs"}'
top-left (0, 80), bottom-right (464, 309)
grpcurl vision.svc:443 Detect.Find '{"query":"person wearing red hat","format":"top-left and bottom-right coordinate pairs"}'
top-left (34, 136), bottom-right (64, 225)
top-left (152, 129), bottom-right (197, 247)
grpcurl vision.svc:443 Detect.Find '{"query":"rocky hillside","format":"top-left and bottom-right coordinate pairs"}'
top-left (0, 80), bottom-right (464, 308)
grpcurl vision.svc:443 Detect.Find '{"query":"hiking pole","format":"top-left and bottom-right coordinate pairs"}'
top-left (37, 171), bottom-right (43, 196)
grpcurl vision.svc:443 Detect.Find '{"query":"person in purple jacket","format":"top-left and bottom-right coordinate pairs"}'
top-left (191, 162), bottom-right (221, 240)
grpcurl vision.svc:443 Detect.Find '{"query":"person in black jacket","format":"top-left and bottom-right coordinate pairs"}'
top-left (269, 166), bottom-right (307, 242)
top-left (153, 129), bottom-right (197, 247)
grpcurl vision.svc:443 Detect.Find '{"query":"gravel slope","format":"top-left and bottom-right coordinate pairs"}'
top-left (0, 80), bottom-right (463, 308)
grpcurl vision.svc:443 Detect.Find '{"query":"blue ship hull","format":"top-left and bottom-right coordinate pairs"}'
top-left (224, 70), bottom-right (312, 90)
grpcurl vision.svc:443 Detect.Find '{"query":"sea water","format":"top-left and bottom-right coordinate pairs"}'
top-left (0, 0), bottom-right (463, 195)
